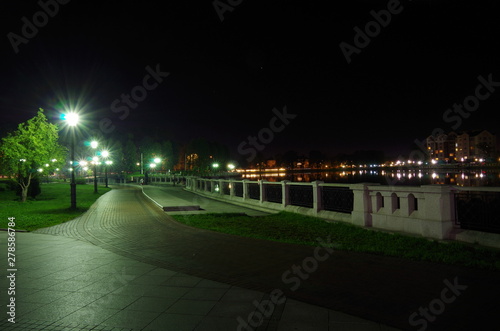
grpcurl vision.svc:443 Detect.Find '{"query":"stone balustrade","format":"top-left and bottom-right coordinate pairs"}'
top-left (180, 177), bottom-right (500, 248)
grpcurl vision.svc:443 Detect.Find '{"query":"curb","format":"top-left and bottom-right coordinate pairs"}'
top-left (140, 186), bottom-right (164, 210)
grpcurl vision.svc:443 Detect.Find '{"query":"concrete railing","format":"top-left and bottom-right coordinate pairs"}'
top-left (184, 177), bottom-right (500, 248)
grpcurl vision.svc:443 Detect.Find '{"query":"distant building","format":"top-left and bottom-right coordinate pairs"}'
top-left (456, 130), bottom-right (496, 161)
top-left (426, 132), bottom-right (457, 162)
top-left (426, 130), bottom-right (497, 162)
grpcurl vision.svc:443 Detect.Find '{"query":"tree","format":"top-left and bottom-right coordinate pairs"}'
top-left (123, 139), bottom-right (138, 173)
top-left (0, 109), bottom-right (66, 202)
top-left (282, 150), bottom-right (298, 168)
top-left (161, 140), bottom-right (174, 170)
top-left (309, 150), bottom-right (325, 168)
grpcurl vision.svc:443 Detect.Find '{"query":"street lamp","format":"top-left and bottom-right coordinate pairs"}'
top-left (91, 141), bottom-right (98, 193)
top-left (102, 150), bottom-right (111, 188)
top-left (92, 155), bottom-right (99, 193)
top-left (212, 163), bottom-right (219, 175)
top-left (79, 160), bottom-right (88, 178)
top-left (154, 157), bottom-right (161, 175)
top-left (62, 112), bottom-right (79, 209)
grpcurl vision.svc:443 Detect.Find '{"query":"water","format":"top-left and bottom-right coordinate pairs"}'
top-left (238, 168), bottom-right (500, 187)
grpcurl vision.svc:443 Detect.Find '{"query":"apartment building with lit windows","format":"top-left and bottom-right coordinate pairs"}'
top-left (426, 130), bottom-right (496, 162)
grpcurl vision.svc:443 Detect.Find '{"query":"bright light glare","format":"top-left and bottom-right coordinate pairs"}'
top-left (63, 112), bottom-right (79, 126)
top-left (101, 151), bottom-right (109, 158)
top-left (90, 141), bottom-right (98, 149)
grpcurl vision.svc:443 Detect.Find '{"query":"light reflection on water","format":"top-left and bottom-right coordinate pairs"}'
top-left (240, 169), bottom-right (500, 187)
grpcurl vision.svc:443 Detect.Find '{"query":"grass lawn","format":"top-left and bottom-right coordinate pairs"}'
top-left (172, 211), bottom-right (500, 271)
top-left (0, 182), bottom-right (111, 231)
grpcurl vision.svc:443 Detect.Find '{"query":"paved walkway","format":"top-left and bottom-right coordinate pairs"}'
top-left (141, 184), bottom-right (270, 216)
top-left (1, 183), bottom-right (498, 330)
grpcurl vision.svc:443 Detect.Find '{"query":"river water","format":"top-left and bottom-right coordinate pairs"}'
top-left (238, 168), bottom-right (500, 187)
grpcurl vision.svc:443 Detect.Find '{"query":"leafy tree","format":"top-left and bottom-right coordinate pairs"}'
top-left (123, 139), bottom-right (138, 173)
top-left (161, 140), bottom-right (175, 170)
top-left (16, 176), bottom-right (41, 199)
top-left (309, 150), bottom-right (325, 168)
top-left (282, 150), bottom-right (298, 168)
top-left (0, 109), bottom-right (66, 202)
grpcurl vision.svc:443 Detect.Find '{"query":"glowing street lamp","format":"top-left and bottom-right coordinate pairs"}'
top-left (89, 141), bottom-right (100, 193)
top-left (62, 111), bottom-right (79, 209)
top-left (62, 112), bottom-right (79, 127)
top-left (102, 151), bottom-right (111, 188)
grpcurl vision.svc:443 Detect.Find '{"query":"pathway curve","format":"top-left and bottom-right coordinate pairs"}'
top-left (34, 184), bottom-right (500, 330)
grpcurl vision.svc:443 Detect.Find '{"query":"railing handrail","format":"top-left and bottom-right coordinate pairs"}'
top-left (188, 176), bottom-right (500, 192)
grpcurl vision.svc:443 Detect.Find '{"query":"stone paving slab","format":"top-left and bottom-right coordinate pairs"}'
top-left (0, 232), bottom-right (395, 330)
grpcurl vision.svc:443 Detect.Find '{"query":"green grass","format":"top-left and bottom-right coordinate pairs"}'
top-left (172, 211), bottom-right (500, 271)
top-left (0, 183), bottom-right (111, 231)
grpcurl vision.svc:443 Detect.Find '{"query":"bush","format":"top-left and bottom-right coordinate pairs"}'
top-left (0, 183), bottom-right (8, 191)
top-left (75, 178), bottom-right (87, 185)
top-left (0, 180), bottom-right (18, 191)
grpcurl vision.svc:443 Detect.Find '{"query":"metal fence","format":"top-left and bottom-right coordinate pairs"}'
top-left (222, 182), bottom-right (230, 195)
top-left (322, 186), bottom-right (353, 213)
top-left (265, 184), bottom-right (282, 204)
top-left (234, 182), bottom-right (243, 197)
top-left (455, 191), bottom-right (500, 234)
top-left (289, 185), bottom-right (314, 208)
top-left (248, 183), bottom-right (260, 200)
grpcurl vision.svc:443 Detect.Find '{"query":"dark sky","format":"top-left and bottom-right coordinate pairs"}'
top-left (1, 0), bottom-right (499, 160)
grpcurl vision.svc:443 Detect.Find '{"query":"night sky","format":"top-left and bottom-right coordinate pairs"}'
top-left (1, 0), bottom-right (499, 160)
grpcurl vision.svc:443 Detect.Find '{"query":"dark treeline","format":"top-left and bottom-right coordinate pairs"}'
top-left (63, 129), bottom-right (232, 175)
top-left (250, 150), bottom-right (387, 169)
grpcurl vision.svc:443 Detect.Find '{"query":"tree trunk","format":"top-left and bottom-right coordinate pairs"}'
top-left (20, 186), bottom-right (28, 202)
top-left (19, 174), bottom-right (31, 202)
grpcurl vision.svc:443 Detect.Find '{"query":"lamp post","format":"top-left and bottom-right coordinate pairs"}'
top-left (92, 155), bottom-right (99, 193)
top-left (90, 141), bottom-right (98, 193)
top-left (62, 112), bottom-right (79, 209)
top-left (105, 161), bottom-right (113, 187)
top-left (102, 150), bottom-right (111, 188)
top-left (79, 160), bottom-right (88, 178)
top-left (154, 158), bottom-right (161, 175)
top-left (102, 151), bottom-right (109, 187)
top-left (150, 163), bottom-right (156, 171)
